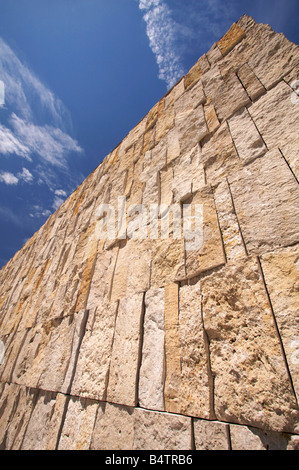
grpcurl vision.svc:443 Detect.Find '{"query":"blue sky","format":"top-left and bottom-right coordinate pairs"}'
top-left (0, 0), bottom-right (298, 268)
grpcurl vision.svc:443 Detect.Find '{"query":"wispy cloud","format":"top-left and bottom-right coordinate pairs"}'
top-left (139, 0), bottom-right (185, 89)
top-left (0, 171), bottom-right (19, 185)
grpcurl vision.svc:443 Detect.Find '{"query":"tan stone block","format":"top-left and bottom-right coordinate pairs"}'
top-left (217, 23), bottom-right (246, 56)
top-left (166, 126), bottom-right (181, 164)
top-left (155, 105), bottom-right (175, 143)
top-left (57, 396), bottom-right (98, 450)
top-left (164, 283), bottom-right (181, 413)
top-left (71, 302), bottom-right (118, 400)
top-left (193, 420), bottom-right (230, 450)
top-left (184, 186), bottom-right (225, 279)
top-left (230, 424), bottom-right (290, 450)
top-left (228, 107), bottom-right (267, 165)
top-left (237, 63), bottom-right (266, 100)
top-left (249, 81), bottom-right (299, 179)
top-left (213, 180), bottom-right (247, 261)
top-left (138, 288), bottom-right (165, 411)
top-left (164, 78), bottom-right (185, 109)
top-left (214, 72), bottom-right (251, 122)
top-left (110, 239), bottom-right (151, 301)
top-left (179, 284), bottom-right (211, 419)
top-left (184, 60), bottom-right (203, 90)
top-left (201, 122), bottom-right (241, 185)
top-left (21, 390), bottom-right (66, 450)
top-left (107, 292), bottom-right (144, 407)
top-left (133, 408), bottom-right (192, 450)
top-left (201, 257), bottom-right (299, 433)
top-left (0, 383), bottom-right (22, 447)
top-left (90, 402), bottom-right (135, 450)
top-left (204, 99), bottom-right (220, 134)
top-left (260, 245), bottom-right (299, 403)
top-left (176, 104), bottom-right (209, 153)
top-left (229, 149), bottom-right (299, 255)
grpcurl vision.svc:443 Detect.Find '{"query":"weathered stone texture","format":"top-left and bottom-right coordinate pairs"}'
top-left (0, 15), bottom-right (299, 450)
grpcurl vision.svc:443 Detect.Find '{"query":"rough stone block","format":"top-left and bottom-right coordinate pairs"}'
top-left (193, 420), bottom-right (230, 450)
top-left (237, 63), bottom-right (266, 100)
top-left (217, 23), bottom-right (246, 56)
top-left (138, 288), bottom-right (165, 411)
top-left (184, 186), bottom-right (226, 278)
top-left (249, 81), bottom-right (299, 179)
top-left (228, 107), bottom-right (267, 165)
top-left (107, 292), bottom-right (144, 407)
top-left (229, 149), bottom-right (299, 255)
top-left (260, 245), bottom-right (299, 403)
top-left (133, 408), bottom-right (192, 450)
top-left (201, 257), bottom-right (299, 433)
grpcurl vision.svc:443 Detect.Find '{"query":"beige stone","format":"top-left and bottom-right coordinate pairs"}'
top-left (213, 72), bottom-right (251, 122)
top-left (164, 283), bottom-right (181, 414)
top-left (228, 107), bottom-right (267, 164)
top-left (179, 284), bottom-right (211, 419)
top-left (213, 180), bottom-right (247, 261)
top-left (193, 420), bottom-right (230, 450)
top-left (57, 396), bottom-right (98, 450)
top-left (21, 390), bottom-right (66, 450)
top-left (229, 149), bottom-right (299, 255)
top-left (166, 126), bottom-right (181, 164)
top-left (237, 63), bottom-right (266, 100)
top-left (201, 257), bottom-right (299, 433)
top-left (107, 292), bottom-right (144, 407)
top-left (138, 288), bottom-right (165, 411)
top-left (184, 186), bottom-right (226, 278)
top-left (204, 99), bottom-right (220, 134)
top-left (217, 23), bottom-right (246, 56)
top-left (71, 302), bottom-right (118, 400)
top-left (249, 81), bottom-right (299, 179)
top-left (201, 122), bottom-right (241, 185)
top-left (133, 408), bottom-right (192, 450)
top-left (230, 424), bottom-right (290, 450)
top-left (260, 245), bottom-right (299, 403)
top-left (91, 402), bottom-right (135, 450)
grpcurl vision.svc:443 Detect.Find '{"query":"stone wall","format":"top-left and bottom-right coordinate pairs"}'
top-left (0, 15), bottom-right (299, 450)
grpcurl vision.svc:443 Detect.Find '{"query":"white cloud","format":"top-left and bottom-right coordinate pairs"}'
top-left (10, 113), bottom-right (82, 168)
top-left (0, 37), bottom-right (83, 168)
top-left (52, 196), bottom-right (65, 211)
top-left (17, 167), bottom-right (33, 183)
top-left (0, 171), bottom-right (19, 185)
top-left (54, 189), bottom-right (67, 197)
top-left (139, 0), bottom-right (185, 89)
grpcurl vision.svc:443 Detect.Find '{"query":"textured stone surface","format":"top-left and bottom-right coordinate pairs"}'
top-left (107, 292), bottom-right (144, 407)
top-left (91, 402), bottom-right (135, 450)
top-left (58, 396), bottom-right (98, 450)
top-left (193, 420), bottom-right (230, 450)
top-left (138, 288), bottom-right (165, 411)
top-left (0, 15), bottom-right (299, 451)
top-left (260, 245), bottom-right (299, 403)
top-left (164, 283), bottom-right (181, 414)
top-left (133, 408), bottom-right (192, 450)
top-left (184, 186), bottom-right (226, 278)
top-left (229, 149), bottom-right (299, 255)
top-left (201, 258), bottom-right (299, 433)
top-left (228, 107), bottom-right (267, 164)
top-left (217, 23), bottom-right (246, 56)
top-left (179, 284), bottom-right (211, 419)
top-left (71, 302), bottom-right (118, 400)
top-left (249, 81), bottom-right (299, 179)
top-left (237, 63), bottom-right (266, 100)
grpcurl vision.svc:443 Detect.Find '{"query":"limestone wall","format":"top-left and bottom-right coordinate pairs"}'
top-left (0, 15), bottom-right (299, 450)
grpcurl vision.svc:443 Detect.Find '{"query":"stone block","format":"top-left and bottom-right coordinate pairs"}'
top-left (138, 288), bottom-right (165, 411)
top-left (201, 257), bottom-right (299, 433)
top-left (249, 81), bottom-right (299, 179)
top-left (260, 245), bottom-right (299, 403)
top-left (217, 23), bottom-right (246, 56)
top-left (229, 149), bottom-right (299, 255)
top-left (228, 107), bottom-right (267, 165)
top-left (237, 63), bottom-right (266, 100)
top-left (193, 419), bottom-right (230, 450)
top-left (107, 292), bottom-right (144, 407)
